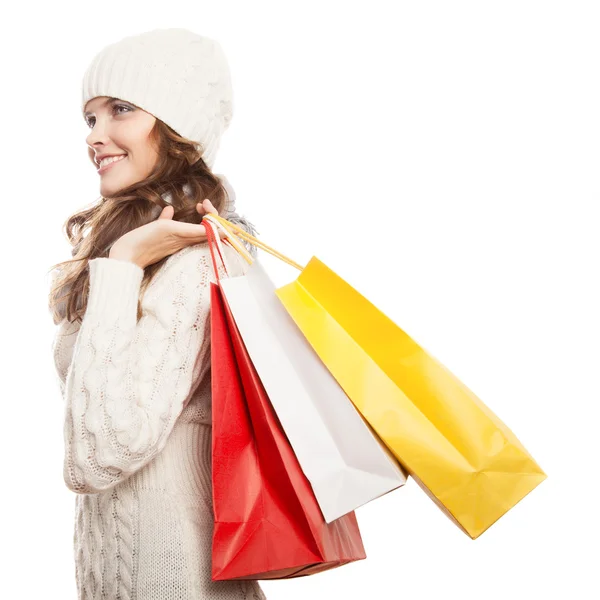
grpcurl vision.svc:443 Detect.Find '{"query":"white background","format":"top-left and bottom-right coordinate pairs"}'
top-left (2, 1), bottom-right (598, 598)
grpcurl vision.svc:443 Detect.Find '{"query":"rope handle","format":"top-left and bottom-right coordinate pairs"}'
top-left (203, 218), bottom-right (230, 281)
top-left (205, 217), bottom-right (255, 264)
top-left (202, 213), bottom-right (304, 272)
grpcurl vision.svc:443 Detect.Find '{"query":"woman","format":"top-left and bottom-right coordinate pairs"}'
top-left (48, 28), bottom-right (267, 599)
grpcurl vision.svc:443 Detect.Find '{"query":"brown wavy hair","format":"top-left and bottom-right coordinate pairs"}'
top-left (47, 118), bottom-right (233, 327)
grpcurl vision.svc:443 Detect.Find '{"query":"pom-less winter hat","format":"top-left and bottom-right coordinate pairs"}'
top-left (80, 27), bottom-right (233, 169)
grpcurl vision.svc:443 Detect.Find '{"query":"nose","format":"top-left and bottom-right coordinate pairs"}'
top-left (86, 117), bottom-right (110, 148)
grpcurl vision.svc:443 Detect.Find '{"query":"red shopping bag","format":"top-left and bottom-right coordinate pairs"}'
top-left (205, 221), bottom-right (367, 581)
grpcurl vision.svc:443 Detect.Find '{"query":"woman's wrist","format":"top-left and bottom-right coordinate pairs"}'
top-left (109, 242), bottom-right (143, 268)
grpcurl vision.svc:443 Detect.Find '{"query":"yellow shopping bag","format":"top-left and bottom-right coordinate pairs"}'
top-left (204, 214), bottom-right (547, 539)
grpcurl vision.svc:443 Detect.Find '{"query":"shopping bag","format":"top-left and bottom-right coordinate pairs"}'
top-left (207, 233), bottom-right (407, 523)
top-left (204, 221), bottom-right (367, 581)
top-left (206, 214), bottom-right (547, 540)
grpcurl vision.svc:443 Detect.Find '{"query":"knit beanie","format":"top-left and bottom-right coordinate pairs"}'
top-left (81, 27), bottom-right (233, 169)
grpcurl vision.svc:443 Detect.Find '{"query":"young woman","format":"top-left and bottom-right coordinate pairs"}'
top-left (48, 28), bottom-right (267, 600)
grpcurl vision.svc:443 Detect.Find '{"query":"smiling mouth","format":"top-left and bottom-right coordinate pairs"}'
top-left (98, 155), bottom-right (127, 174)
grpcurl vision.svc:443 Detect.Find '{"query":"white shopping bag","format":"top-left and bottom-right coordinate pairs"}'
top-left (219, 257), bottom-right (407, 523)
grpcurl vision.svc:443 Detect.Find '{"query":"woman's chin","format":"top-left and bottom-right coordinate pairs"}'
top-left (100, 175), bottom-right (133, 198)
top-left (100, 181), bottom-right (119, 197)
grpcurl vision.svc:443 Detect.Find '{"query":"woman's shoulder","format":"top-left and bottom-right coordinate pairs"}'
top-left (152, 241), bottom-right (248, 291)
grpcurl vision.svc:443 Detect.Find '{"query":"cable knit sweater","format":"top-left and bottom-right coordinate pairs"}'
top-left (51, 240), bottom-right (268, 599)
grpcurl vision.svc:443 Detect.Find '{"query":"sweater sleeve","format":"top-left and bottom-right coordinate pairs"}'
top-left (51, 317), bottom-right (81, 400)
top-left (61, 244), bottom-right (236, 494)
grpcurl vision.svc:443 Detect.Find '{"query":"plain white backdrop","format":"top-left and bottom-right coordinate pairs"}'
top-left (2, 1), bottom-right (598, 598)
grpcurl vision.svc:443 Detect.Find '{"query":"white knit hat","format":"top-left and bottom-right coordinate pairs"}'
top-left (81, 28), bottom-right (234, 169)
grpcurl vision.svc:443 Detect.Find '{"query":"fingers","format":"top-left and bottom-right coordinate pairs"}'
top-left (159, 205), bottom-right (174, 219)
top-left (195, 199), bottom-right (219, 216)
top-left (203, 199), bottom-right (219, 215)
top-left (196, 198), bottom-right (219, 215)
top-left (179, 221), bottom-right (227, 241)
top-left (208, 224), bottom-right (227, 238)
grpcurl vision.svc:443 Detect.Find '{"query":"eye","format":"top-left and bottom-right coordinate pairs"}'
top-left (85, 103), bottom-right (132, 128)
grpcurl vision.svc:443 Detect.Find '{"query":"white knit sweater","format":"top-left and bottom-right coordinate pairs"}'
top-left (52, 242), bottom-right (268, 600)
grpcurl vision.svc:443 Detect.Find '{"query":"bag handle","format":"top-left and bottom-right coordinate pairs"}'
top-left (204, 218), bottom-right (231, 282)
top-left (204, 216), bottom-right (255, 264)
top-left (202, 214), bottom-right (304, 272)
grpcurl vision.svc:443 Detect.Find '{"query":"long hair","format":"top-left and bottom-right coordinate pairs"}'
top-left (47, 118), bottom-right (236, 327)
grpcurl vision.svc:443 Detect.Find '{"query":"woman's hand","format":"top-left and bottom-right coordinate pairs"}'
top-left (109, 199), bottom-right (227, 269)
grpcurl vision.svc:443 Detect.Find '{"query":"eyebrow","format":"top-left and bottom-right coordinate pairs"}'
top-left (83, 97), bottom-right (121, 118)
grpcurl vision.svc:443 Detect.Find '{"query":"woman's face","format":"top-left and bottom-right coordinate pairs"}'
top-left (84, 96), bottom-right (158, 196)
